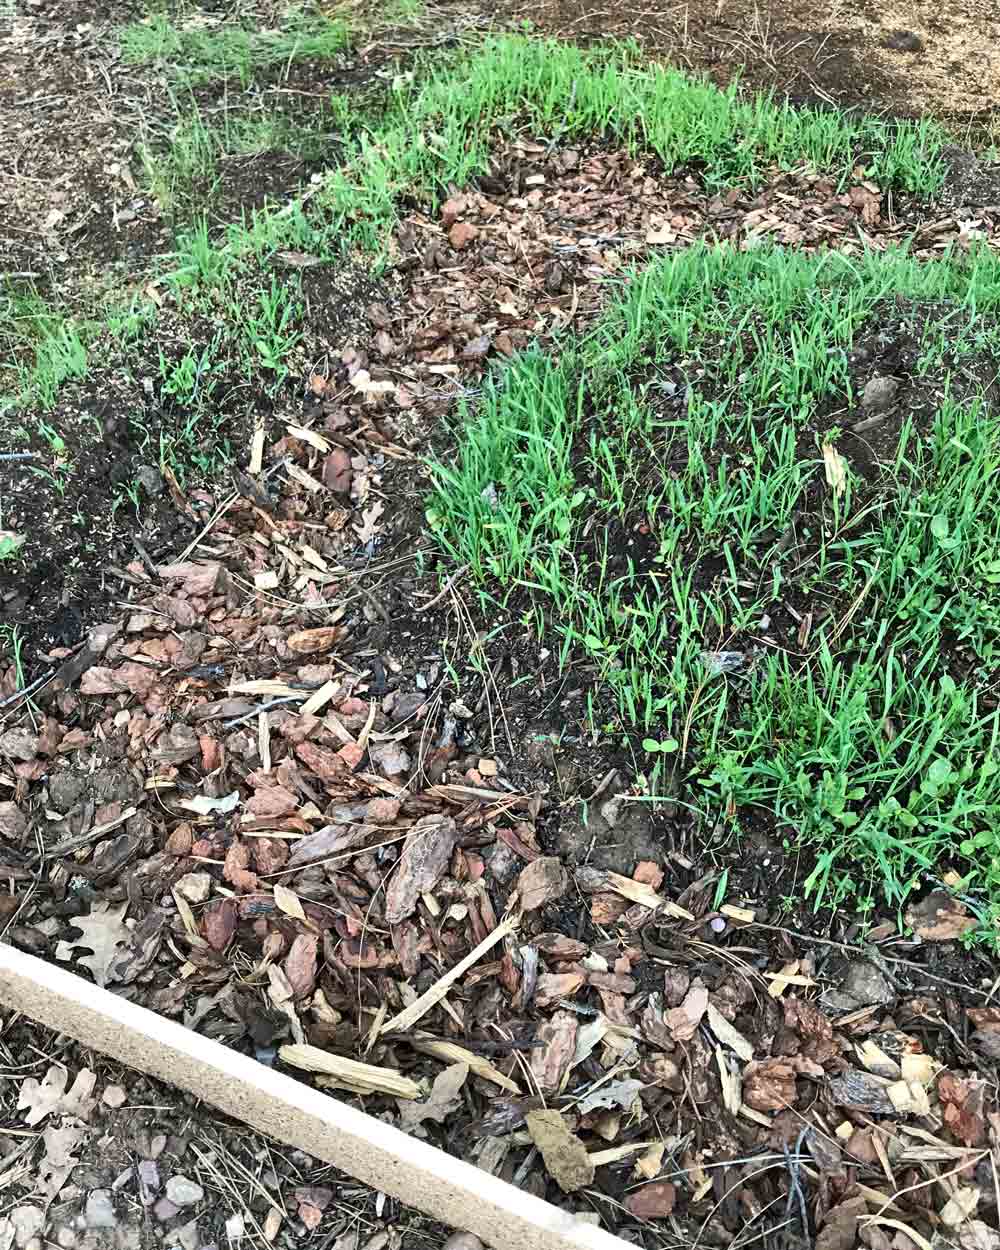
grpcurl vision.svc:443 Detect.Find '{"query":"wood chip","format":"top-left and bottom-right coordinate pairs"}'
top-left (285, 463), bottom-right (325, 493)
top-left (408, 1037), bottom-right (520, 1094)
top-left (719, 904), bottom-right (755, 923)
top-left (378, 914), bottom-right (517, 1036)
top-left (254, 570), bottom-right (280, 591)
top-left (287, 425), bottom-right (331, 453)
top-left (706, 1003), bottom-right (753, 1061)
top-left (278, 1044), bottom-right (423, 1099)
top-left (300, 680), bottom-right (340, 717)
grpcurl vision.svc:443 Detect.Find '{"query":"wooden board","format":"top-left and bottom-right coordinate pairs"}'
top-left (0, 944), bottom-right (630, 1250)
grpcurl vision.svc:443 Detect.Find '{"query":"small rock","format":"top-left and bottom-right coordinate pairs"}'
top-left (136, 466), bottom-right (165, 497)
top-left (825, 960), bottom-right (894, 1011)
top-left (154, 1199), bottom-right (180, 1223)
top-left (138, 1160), bottom-right (160, 1203)
top-left (12, 1208), bottom-right (45, 1248)
top-left (861, 376), bottom-right (899, 411)
top-left (55, 1228), bottom-right (76, 1248)
top-left (225, 1214), bottom-right (245, 1241)
top-left (149, 1133), bottom-right (168, 1159)
top-left (884, 30), bottom-right (923, 52)
top-left (165, 1177), bottom-right (204, 1207)
top-left (102, 1084), bottom-right (127, 1108)
top-left (174, 873), bottom-right (212, 904)
top-left (167, 1218), bottom-right (200, 1250)
top-left (85, 1192), bottom-right (116, 1229)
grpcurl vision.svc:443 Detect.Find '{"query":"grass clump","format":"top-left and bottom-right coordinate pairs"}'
top-left (119, 7), bottom-right (351, 86)
top-left (312, 34), bottom-right (946, 256)
top-left (0, 285), bottom-right (89, 415)
top-left (429, 242), bottom-right (1000, 928)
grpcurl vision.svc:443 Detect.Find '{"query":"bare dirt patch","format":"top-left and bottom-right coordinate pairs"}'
top-left (504, 0), bottom-right (999, 120)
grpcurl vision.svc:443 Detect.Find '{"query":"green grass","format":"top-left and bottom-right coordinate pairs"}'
top-left (429, 242), bottom-right (1000, 931)
top-left (119, 7), bottom-right (352, 86)
top-left (0, 285), bottom-right (89, 416)
top-left (310, 35), bottom-right (946, 256)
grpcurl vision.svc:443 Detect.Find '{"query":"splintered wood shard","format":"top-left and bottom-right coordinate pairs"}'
top-left (0, 944), bottom-right (629, 1250)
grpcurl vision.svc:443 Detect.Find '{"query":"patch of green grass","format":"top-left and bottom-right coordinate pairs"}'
top-left (0, 285), bottom-right (90, 415)
top-left (429, 242), bottom-right (1000, 928)
top-left (310, 34), bottom-right (946, 258)
top-left (119, 6), bottom-right (352, 86)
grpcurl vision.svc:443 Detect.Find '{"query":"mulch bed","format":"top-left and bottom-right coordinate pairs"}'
top-left (4, 137), bottom-right (1000, 1249)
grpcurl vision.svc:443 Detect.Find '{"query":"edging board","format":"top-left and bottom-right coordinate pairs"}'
top-left (0, 943), bottom-right (632, 1250)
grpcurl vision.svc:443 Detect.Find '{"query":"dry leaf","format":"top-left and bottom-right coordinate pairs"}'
top-left (65, 903), bottom-right (131, 987)
top-left (273, 883), bottom-right (307, 921)
top-left (17, 1066), bottom-right (97, 1126)
top-left (905, 891), bottom-right (977, 942)
top-left (822, 442), bottom-right (847, 496)
top-left (634, 1142), bottom-right (665, 1180)
top-left (525, 1109), bottom-right (594, 1193)
top-left (384, 816), bottom-right (458, 924)
top-left (397, 1063), bottom-right (468, 1129)
top-left (577, 1078), bottom-right (644, 1115)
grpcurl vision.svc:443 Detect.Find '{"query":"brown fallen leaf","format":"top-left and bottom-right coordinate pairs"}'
top-left (397, 1063), bottom-right (468, 1129)
top-left (905, 890), bottom-right (977, 942)
top-left (525, 1109), bottom-right (594, 1193)
top-left (626, 1181), bottom-right (677, 1220)
top-left (515, 856), bottom-right (568, 911)
top-left (384, 815), bottom-right (458, 924)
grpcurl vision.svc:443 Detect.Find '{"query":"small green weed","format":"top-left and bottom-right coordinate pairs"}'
top-left (119, 7), bottom-right (352, 86)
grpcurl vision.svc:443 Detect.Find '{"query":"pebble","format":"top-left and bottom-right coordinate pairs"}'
top-left (165, 1177), bottom-right (204, 1207)
top-left (224, 1214), bottom-right (245, 1241)
top-left (138, 1160), bottom-right (161, 1195)
top-left (149, 1134), bottom-right (168, 1159)
top-left (168, 1219), bottom-right (200, 1250)
top-left (154, 1200), bottom-right (181, 1223)
top-left (861, 375), bottom-right (899, 411)
top-left (55, 1228), bottom-right (76, 1248)
top-left (85, 1192), bottom-right (117, 1229)
top-left (174, 872), bottom-right (212, 904)
top-left (112, 1169), bottom-right (134, 1192)
top-left (11, 1207), bottom-right (45, 1248)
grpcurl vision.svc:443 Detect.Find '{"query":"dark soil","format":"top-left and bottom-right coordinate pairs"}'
top-left (0, 1016), bottom-right (451, 1250)
top-left (501, 0), bottom-right (1000, 122)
